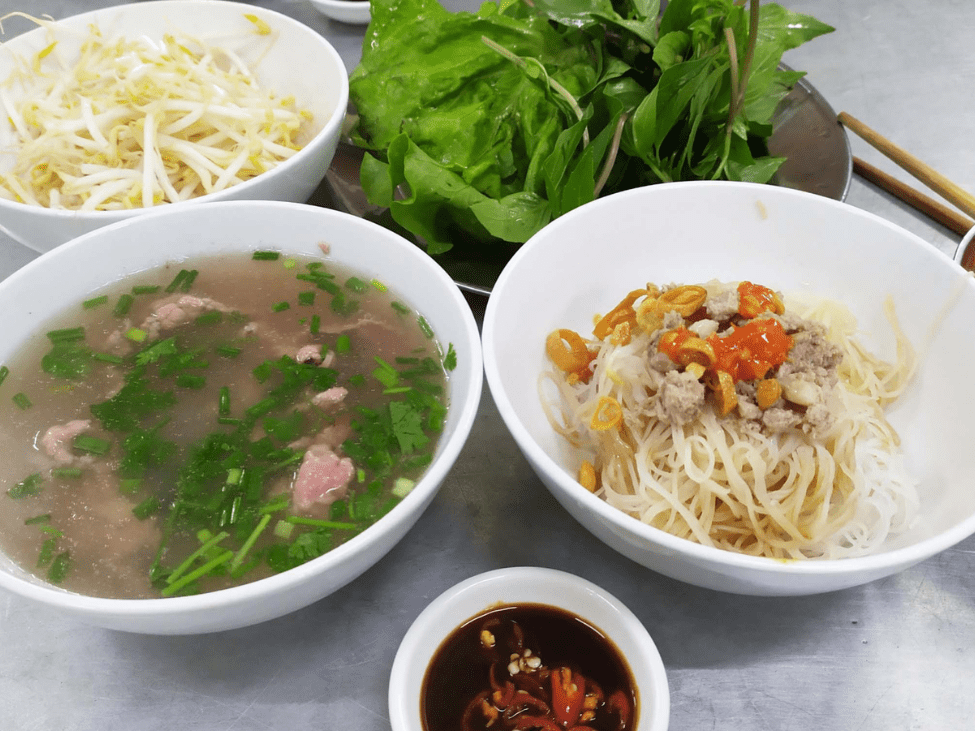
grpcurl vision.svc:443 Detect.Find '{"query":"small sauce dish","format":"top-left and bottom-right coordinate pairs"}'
top-left (389, 567), bottom-right (670, 731)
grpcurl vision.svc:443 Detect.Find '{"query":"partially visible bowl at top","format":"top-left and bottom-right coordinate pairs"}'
top-left (0, 200), bottom-right (482, 634)
top-left (0, 1), bottom-right (349, 253)
top-left (955, 224), bottom-right (975, 271)
top-left (482, 180), bottom-right (975, 597)
top-left (309, 0), bottom-right (372, 25)
top-left (389, 567), bottom-right (670, 731)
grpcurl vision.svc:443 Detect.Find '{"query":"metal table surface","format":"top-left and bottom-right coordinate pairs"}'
top-left (1, 1), bottom-right (973, 730)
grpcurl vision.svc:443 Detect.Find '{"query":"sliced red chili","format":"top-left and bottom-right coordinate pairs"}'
top-left (512, 715), bottom-right (563, 731)
top-left (607, 689), bottom-right (633, 730)
top-left (551, 667), bottom-right (586, 727)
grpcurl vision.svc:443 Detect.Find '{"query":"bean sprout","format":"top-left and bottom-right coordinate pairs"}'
top-left (0, 13), bottom-right (314, 210)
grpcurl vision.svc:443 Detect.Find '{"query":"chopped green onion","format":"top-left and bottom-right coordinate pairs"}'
top-left (252, 362), bottom-right (273, 382)
top-left (226, 467), bottom-right (243, 486)
top-left (12, 392), bottom-right (32, 410)
top-left (176, 374), bottom-right (207, 389)
top-left (345, 276), bottom-right (368, 292)
top-left (195, 311), bottom-right (222, 326)
top-left (132, 285), bottom-right (161, 295)
top-left (132, 497), bottom-right (160, 520)
top-left (252, 250), bottom-right (280, 260)
top-left (165, 269), bottom-right (198, 293)
top-left (73, 434), bottom-right (111, 455)
top-left (46, 327), bottom-right (85, 342)
top-left (273, 520), bottom-right (295, 540)
top-left (272, 301), bottom-right (290, 313)
top-left (82, 295), bottom-right (108, 309)
top-left (356, 468), bottom-right (366, 483)
top-left (93, 352), bottom-right (124, 364)
top-left (217, 416), bottom-right (242, 426)
top-left (330, 293), bottom-right (358, 316)
top-left (219, 386), bottom-right (231, 416)
top-left (25, 514), bottom-right (51, 525)
top-left (348, 374), bottom-right (366, 387)
top-left (8, 473), bottom-right (43, 498)
top-left (229, 513), bottom-right (272, 572)
top-left (391, 301), bottom-right (410, 315)
top-left (37, 537), bottom-right (57, 567)
top-left (372, 357), bottom-right (400, 388)
top-left (298, 291), bottom-right (315, 306)
top-left (51, 467), bottom-right (83, 479)
top-left (113, 294), bottom-right (135, 317)
top-left (125, 328), bottom-right (147, 342)
top-left (0, 365), bottom-right (8, 386)
top-left (371, 278), bottom-right (387, 292)
top-left (392, 477), bottom-right (415, 498)
top-left (47, 551), bottom-right (71, 583)
top-left (310, 314), bottom-right (320, 335)
top-left (120, 478), bottom-right (141, 495)
top-left (417, 316), bottom-right (434, 338)
top-left (216, 345), bottom-right (242, 358)
top-left (283, 258), bottom-right (297, 269)
top-left (336, 334), bottom-right (350, 353)
top-left (246, 396), bottom-right (278, 418)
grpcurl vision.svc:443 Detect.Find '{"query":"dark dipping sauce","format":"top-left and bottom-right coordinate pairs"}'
top-left (422, 603), bottom-right (638, 731)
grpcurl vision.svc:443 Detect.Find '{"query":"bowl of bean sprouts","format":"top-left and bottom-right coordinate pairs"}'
top-left (0, 1), bottom-right (349, 253)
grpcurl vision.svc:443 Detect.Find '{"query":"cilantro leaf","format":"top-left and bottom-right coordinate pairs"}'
top-left (135, 337), bottom-right (178, 366)
top-left (443, 343), bottom-right (457, 371)
top-left (389, 400), bottom-right (430, 454)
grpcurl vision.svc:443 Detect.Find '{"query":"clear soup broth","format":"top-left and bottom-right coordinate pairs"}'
top-left (0, 251), bottom-right (452, 599)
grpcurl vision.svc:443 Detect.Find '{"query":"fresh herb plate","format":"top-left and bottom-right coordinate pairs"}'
top-left (317, 72), bottom-right (850, 296)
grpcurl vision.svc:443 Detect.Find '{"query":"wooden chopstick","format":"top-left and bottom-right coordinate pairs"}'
top-left (838, 111), bottom-right (975, 221)
top-left (852, 155), bottom-right (975, 236)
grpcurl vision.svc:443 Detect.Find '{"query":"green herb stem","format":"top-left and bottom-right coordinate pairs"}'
top-left (284, 516), bottom-right (359, 530)
top-left (229, 513), bottom-right (272, 572)
top-left (160, 550), bottom-right (233, 597)
top-left (166, 531), bottom-right (230, 585)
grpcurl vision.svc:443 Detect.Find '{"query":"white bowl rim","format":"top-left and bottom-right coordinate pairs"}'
top-left (0, 199), bottom-right (483, 617)
top-left (388, 566), bottom-right (671, 731)
top-left (0, 0), bottom-right (349, 221)
top-left (482, 180), bottom-right (975, 579)
top-left (954, 224), bottom-right (975, 266)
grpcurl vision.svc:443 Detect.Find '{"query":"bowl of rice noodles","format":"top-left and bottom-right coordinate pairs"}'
top-left (482, 180), bottom-right (975, 596)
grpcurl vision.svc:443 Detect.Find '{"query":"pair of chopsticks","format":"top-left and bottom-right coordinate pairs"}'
top-left (837, 112), bottom-right (975, 242)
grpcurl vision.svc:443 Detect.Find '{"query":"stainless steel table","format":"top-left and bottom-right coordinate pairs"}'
top-left (1, 2), bottom-right (973, 730)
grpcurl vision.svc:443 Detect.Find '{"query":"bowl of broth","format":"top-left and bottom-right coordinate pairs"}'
top-left (389, 567), bottom-right (670, 731)
top-left (0, 199), bottom-right (482, 634)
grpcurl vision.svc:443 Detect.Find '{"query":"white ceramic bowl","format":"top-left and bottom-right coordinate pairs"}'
top-left (0, 1), bottom-right (349, 253)
top-left (483, 181), bottom-right (975, 596)
top-left (309, 0), bottom-right (372, 25)
top-left (0, 200), bottom-right (482, 634)
top-left (389, 567), bottom-right (670, 731)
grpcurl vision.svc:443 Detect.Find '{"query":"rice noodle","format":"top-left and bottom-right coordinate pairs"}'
top-left (541, 283), bottom-right (919, 560)
top-left (0, 12), bottom-right (313, 209)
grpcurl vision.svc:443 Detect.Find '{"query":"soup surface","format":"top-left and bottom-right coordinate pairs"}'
top-left (422, 603), bottom-right (637, 731)
top-left (0, 251), bottom-right (453, 598)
